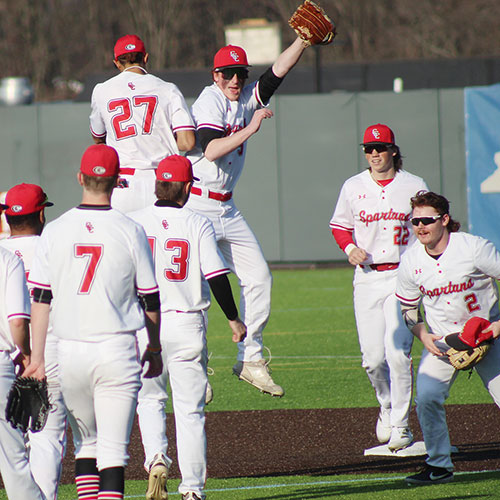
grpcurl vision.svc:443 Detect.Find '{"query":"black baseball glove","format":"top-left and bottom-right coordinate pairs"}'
top-left (5, 377), bottom-right (51, 433)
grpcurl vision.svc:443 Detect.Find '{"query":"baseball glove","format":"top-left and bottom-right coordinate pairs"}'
top-left (288, 0), bottom-right (336, 47)
top-left (446, 343), bottom-right (491, 371)
top-left (5, 377), bottom-right (51, 433)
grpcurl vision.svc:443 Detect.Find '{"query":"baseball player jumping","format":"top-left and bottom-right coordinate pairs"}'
top-left (130, 155), bottom-right (246, 500)
top-left (89, 34), bottom-right (195, 213)
top-left (396, 191), bottom-right (500, 485)
top-left (187, 36), bottom-right (324, 396)
top-left (24, 144), bottom-right (163, 500)
top-left (0, 183), bottom-right (67, 500)
top-left (0, 245), bottom-right (43, 499)
top-left (329, 124), bottom-right (429, 451)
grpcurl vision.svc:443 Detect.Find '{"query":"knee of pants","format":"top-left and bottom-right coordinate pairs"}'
top-left (241, 265), bottom-right (272, 290)
top-left (385, 348), bottom-right (412, 372)
top-left (416, 380), bottom-right (447, 409)
top-left (362, 351), bottom-right (386, 375)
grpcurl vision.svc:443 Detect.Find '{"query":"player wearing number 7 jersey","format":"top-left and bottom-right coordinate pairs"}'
top-left (90, 34), bottom-right (195, 213)
top-left (24, 144), bottom-right (163, 500)
top-left (130, 155), bottom-right (246, 500)
top-left (329, 124), bottom-right (428, 451)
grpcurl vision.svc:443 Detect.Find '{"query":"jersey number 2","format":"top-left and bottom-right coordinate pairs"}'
top-left (108, 96), bottom-right (158, 140)
top-left (464, 293), bottom-right (481, 313)
top-left (74, 244), bottom-right (103, 294)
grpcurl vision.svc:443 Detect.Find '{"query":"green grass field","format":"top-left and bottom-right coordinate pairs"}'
top-left (1, 267), bottom-right (498, 499)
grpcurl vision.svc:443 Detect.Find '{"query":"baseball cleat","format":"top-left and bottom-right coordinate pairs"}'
top-left (233, 359), bottom-right (284, 397)
top-left (146, 453), bottom-right (169, 500)
top-left (182, 492), bottom-right (203, 500)
top-left (375, 407), bottom-right (391, 444)
top-left (405, 465), bottom-right (453, 485)
top-left (205, 381), bottom-right (213, 405)
top-left (388, 427), bottom-right (413, 451)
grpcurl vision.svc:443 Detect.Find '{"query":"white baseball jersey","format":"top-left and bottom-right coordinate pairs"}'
top-left (330, 169), bottom-right (429, 263)
top-left (0, 235), bottom-right (38, 282)
top-left (0, 246), bottom-right (30, 352)
top-left (90, 70), bottom-right (195, 169)
top-left (129, 204), bottom-right (230, 312)
top-left (396, 231), bottom-right (500, 336)
top-left (28, 206), bottom-right (158, 340)
top-left (188, 81), bottom-right (264, 193)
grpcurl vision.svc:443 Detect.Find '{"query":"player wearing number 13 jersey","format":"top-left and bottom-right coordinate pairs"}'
top-left (25, 144), bottom-right (162, 500)
top-left (329, 124), bottom-right (428, 451)
top-left (130, 155), bottom-right (246, 500)
top-left (89, 34), bottom-right (195, 213)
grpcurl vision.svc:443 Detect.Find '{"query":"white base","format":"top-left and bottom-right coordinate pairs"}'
top-left (364, 441), bottom-right (459, 457)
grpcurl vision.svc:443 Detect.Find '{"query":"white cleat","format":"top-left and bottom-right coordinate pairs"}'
top-left (233, 359), bottom-right (284, 397)
top-left (375, 407), bottom-right (392, 444)
top-left (388, 427), bottom-right (413, 451)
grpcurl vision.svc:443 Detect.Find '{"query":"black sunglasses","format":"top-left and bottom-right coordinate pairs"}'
top-left (220, 68), bottom-right (249, 81)
top-left (363, 144), bottom-right (390, 154)
top-left (411, 215), bottom-right (443, 226)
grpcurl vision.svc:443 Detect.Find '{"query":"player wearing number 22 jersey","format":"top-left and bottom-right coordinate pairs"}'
top-left (330, 124), bottom-right (428, 452)
top-left (89, 34), bottom-right (195, 213)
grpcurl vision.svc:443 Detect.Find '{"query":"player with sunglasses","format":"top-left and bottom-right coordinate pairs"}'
top-left (329, 124), bottom-right (429, 451)
top-left (186, 35), bottom-right (325, 399)
top-left (396, 191), bottom-right (500, 485)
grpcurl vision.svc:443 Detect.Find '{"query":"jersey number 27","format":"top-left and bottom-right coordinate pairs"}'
top-left (108, 95), bottom-right (158, 140)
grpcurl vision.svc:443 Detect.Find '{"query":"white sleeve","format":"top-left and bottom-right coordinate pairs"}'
top-left (198, 219), bottom-right (230, 279)
top-left (5, 252), bottom-right (30, 320)
top-left (89, 85), bottom-right (106, 138)
top-left (28, 230), bottom-right (51, 291)
top-left (169, 85), bottom-right (195, 133)
top-left (329, 182), bottom-right (354, 231)
top-left (396, 254), bottom-right (421, 305)
top-left (191, 89), bottom-right (227, 132)
top-left (474, 236), bottom-right (500, 280)
top-left (132, 225), bottom-right (159, 295)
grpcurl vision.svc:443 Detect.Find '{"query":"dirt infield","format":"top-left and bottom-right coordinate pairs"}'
top-left (57, 403), bottom-right (500, 484)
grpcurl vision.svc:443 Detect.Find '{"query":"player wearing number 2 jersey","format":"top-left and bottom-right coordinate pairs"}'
top-left (90, 34), bottom-right (195, 213)
top-left (329, 124), bottom-right (428, 451)
top-left (24, 144), bottom-right (163, 500)
top-left (396, 191), bottom-right (500, 485)
top-left (130, 155), bottom-right (246, 500)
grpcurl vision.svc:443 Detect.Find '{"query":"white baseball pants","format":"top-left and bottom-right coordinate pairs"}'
top-left (186, 196), bottom-right (272, 362)
top-left (0, 351), bottom-right (44, 499)
top-left (58, 334), bottom-right (141, 470)
top-left (353, 266), bottom-right (414, 428)
top-left (416, 337), bottom-right (500, 470)
top-left (28, 335), bottom-right (67, 500)
top-left (137, 310), bottom-right (208, 498)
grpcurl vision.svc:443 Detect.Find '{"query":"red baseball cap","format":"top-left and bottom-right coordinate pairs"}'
top-left (362, 124), bottom-right (395, 145)
top-left (80, 144), bottom-right (120, 177)
top-left (156, 155), bottom-right (199, 182)
top-left (445, 317), bottom-right (493, 351)
top-left (1, 183), bottom-right (53, 216)
top-left (114, 34), bottom-right (146, 59)
top-left (213, 45), bottom-right (250, 71)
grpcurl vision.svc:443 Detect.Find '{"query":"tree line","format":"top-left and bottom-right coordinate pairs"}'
top-left (0, 0), bottom-right (498, 100)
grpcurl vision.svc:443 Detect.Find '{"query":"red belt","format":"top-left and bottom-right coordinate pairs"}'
top-left (191, 186), bottom-right (232, 202)
top-left (361, 263), bottom-right (399, 272)
top-left (119, 168), bottom-right (136, 175)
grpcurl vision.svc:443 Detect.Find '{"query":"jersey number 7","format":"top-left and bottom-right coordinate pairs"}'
top-left (74, 244), bottom-right (103, 294)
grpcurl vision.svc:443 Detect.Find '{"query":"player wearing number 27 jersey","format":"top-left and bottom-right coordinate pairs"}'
top-left (330, 124), bottom-right (428, 452)
top-left (90, 34), bottom-right (195, 213)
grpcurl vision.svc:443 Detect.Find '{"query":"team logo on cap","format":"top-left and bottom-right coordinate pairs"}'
top-left (11, 205), bottom-right (23, 213)
top-left (161, 172), bottom-right (173, 180)
top-left (93, 166), bottom-right (107, 175)
top-left (372, 129), bottom-right (381, 139)
top-left (230, 50), bottom-right (240, 62)
top-left (125, 43), bottom-right (137, 51)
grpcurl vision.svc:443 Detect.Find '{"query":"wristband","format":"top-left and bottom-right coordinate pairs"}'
top-left (146, 345), bottom-right (162, 355)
